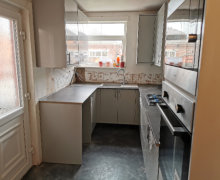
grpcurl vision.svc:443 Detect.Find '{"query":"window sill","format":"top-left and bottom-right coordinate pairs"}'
top-left (75, 65), bottom-right (125, 70)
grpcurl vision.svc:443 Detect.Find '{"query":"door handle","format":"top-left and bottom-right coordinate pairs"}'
top-left (157, 104), bottom-right (186, 136)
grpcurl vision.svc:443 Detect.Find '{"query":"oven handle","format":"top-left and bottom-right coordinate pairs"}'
top-left (157, 104), bottom-right (187, 136)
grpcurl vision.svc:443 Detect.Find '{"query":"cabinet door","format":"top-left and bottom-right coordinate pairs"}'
top-left (146, 128), bottom-right (159, 180)
top-left (82, 98), bottom-right (92, 143)
top-left (140, 102), bottom-right (150, 180)
top-left (33, 0), bottom-right (66, 68)
top-left (100, 89), bottom-right (118, 124)
top-left (154, 3), bottom-right (168, 66)
top-left (137, 15), bottom-right (156, 63)
top-left (140, 101), bottom-right (159, 180)
top-left (78, 9), bottom-right (89, 65)
top-left (118, 90), bottom-right (139, 125)
top-left (65, 0), bottom-right (79, 65)
top-left (134, 91), bottom-right (140, 125)
top-left (91, 92), bottom-right (96, 132)
top-left (94, 89), bottom-right (101, 123)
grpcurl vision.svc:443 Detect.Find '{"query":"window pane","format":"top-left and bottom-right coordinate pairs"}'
top-left (0, 17), bottom-right (21, 116)
top-left (85, 23), bottom-right (125, 36)
top-left (65, 24), bottom-right (78, 37)
top-left (84, 41), bottom-right (122, 66)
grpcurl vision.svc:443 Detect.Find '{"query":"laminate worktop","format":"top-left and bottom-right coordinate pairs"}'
top-left (39, 83), bottom-right (140, 104)
top-left (139, 85), bottom-right (162, 144)
top-left (39, 84), bottom-right (101, 104)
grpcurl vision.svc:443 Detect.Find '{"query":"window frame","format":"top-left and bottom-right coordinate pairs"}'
top-left (65, 14), bottom-right (128, 67)
top-left (81, 21), bottom-right (127, 67)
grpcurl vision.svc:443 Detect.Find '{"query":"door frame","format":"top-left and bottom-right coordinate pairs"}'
top-left (0, 1), bottom-right (32, 178)
top-left (1, 0), bottom-right (43, 166)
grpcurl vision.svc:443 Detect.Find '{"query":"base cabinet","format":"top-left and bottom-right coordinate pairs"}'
top-left (96, 89), bottom-right (140, 125)
top-left (100, 89), bottom-right (118, 124)
top-left (140, 100), bottom-right (159, 180)
top-left (118, 90), bottom-right (140, 125)
top-left (40, 103), bottom-right (82, 164)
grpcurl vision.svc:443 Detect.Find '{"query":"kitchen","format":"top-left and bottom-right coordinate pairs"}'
top-left (0, 0), bottom-right (219, 180)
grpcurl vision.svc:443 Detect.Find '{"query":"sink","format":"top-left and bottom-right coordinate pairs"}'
top-left (101, 83), bottom-right (138, 89)
top-left (120, 84), bottom-right (139, 89)
top-left (101, 83), bottom-right (121, 87)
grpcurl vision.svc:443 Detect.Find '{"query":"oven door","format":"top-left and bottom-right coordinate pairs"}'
top-left (157, 104), bottom-right (191, 180)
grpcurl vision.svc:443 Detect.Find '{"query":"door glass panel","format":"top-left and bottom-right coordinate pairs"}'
top-left (0, 16), bottom-right (22, 117)
top-left (165, 0), bottom-right (193, 69)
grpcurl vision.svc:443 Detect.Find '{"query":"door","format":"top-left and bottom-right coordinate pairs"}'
top-left (157, 104), bottom-right (191, 180)
top-left (137, 15), bottom-right (156, 63)
top-left (100, 89), bottom-right (117, 124)
top-left (154, 3), bottom-right (168, 66)
top-left (118, 90), bottom-right (139, 125)
top-left (0, 4), bottom-right (32, 180)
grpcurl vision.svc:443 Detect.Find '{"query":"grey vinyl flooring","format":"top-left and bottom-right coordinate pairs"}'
top-left (22, 124), bottom-right (146, 180)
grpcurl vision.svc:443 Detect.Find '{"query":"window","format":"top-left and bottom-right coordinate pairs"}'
top-left (165, 50), bottom-right (176, 58)
top-left (0, 16), bottom-right (22, 116)
top-left (65, 22), bottom-right (126, 67)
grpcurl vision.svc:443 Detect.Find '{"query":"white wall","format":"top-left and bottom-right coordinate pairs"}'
top-left (34, 67), bottom-right (74, 101)
top-left (80, 11), bottom-right (163, 84)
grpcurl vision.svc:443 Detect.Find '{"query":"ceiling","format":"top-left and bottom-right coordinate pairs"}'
top-left (75, 0), bottom-right (166, 12)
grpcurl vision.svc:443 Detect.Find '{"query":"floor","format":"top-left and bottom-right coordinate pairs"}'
top-left (23, 124), bottom-right (146, 180)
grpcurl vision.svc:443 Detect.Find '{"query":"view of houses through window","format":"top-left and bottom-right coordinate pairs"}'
top-left (66, 22), bottom-right (126, 67)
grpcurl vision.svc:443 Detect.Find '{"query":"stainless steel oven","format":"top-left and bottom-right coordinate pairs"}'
top-left (158, 0), bottom-right (205, 179)
top-left (158, 81), bottom-right (195, 180)
top-left (157, 103), bottom-right (191, 180)
top-left (165, 0), bottom-right (204, 71)
top-left (164, 0), bottom-right (205, 96)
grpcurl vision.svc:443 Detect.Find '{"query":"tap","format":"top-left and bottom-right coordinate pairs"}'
top-left (117, 68), bottom-right (126, 85)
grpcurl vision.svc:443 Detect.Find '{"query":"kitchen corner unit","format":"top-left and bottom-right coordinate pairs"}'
top-left (39, 84), bottom-right (99, 164)
top-left (39, 83), bottom-right (141, 165)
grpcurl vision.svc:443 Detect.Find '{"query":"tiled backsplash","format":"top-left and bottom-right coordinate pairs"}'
top-left (34, 66), bottom-right (75, 101)
top-left (76, 68), bottom-right (162, 85)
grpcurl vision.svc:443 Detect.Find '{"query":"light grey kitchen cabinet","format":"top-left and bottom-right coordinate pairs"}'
top-left (140, 100), bottom-right (150, 180)
top-left (118, 90), bottom-right (140, 125)
top-left (95, 89), bottom-right (101, 123)
top-left (97, 89), bottom-right (140, 125)
top-left (147, 128), bottom-right (159, 180)
top-left (91, 92), bottom-right (96, 132)
top-left (82, 98), bottom-right (92, 143)
top-left (33, 0), bottom-right (66, 68)
top-left (82, 92), bottom-right (98, 144)
top-left (78, 9), bottom-right (89, 65)
top-left (154, 3), bottom-right (168, 66)
top-left (40, 102), bottom-right (82, 164)
top-left (100, 89), bottom-right (118, 124)
top-left (65, 0), bottom-right (79, 65)
top-left (140, 100), bottom-right (159, 180)
top-left (137, 15), bottom-right (156, 63)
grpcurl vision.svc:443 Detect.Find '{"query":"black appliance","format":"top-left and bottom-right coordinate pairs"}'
top-left (157, 103), bottom-right (191, 180)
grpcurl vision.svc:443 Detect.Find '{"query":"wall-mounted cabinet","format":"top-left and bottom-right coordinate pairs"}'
top-left (33, 0), bottom-right (88, 68)
top-left (65, 3), bottom-right (89, 66)
top-left (137, 3), bottom-right (167, 66)
top-left (33, 0), bottom-right (66, 68)
top-left (137, 15), bottom-right (156, 63)
top-left (153, 3), bottom-right (168, 66)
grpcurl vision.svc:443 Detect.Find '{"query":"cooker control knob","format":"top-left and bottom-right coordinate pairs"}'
top-left (163, 91), bottom-right (169, 98)
top-left (175, 104), bottom-right (184, 113)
